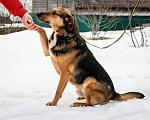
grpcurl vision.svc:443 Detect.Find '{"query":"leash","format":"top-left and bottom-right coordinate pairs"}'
top-left (85, 0), bottom-right (140, 49)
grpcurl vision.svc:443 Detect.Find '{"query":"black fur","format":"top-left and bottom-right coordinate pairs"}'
top-left (50, 26), bottom-right (116, 98)
top-left (37, 8), bottom-right (144, 103)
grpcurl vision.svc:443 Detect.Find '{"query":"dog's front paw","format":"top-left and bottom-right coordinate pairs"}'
top-left (77, 97), bottom-right (86, 100)
top-left (70, 102), bottom-right (89, 107)
top-left (46, 102), bottom-right (57, 106)
top-left (70, 103), bottom-right (81, 107)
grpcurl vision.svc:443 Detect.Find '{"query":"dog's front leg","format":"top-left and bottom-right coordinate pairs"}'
top-left (46, 72), bottom-right (70, 106)
top-left (37, 27), bottom-right (50, 57)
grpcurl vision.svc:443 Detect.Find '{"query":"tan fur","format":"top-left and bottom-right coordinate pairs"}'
top-left (45, 49), bottom-right (81, 105)
top-left (46, 72), bottom-right (70, 106)
top-left (51, 57), bottom-right (61, 75)
top-left (40, 8), bottom-right (73, 32)
top-left (37, 8), bottom-right (81, 106)
top-left (37, 8), bottom-right (144, 107)
top-left (71, 77), bottom-right (112, 107)
top-left (37, 27), bottom-right (50, 56)
top-left (77, 96), bottom-right (86, 100)
top-left (51, 50), bottom-right (79, 72)
top-left (37, 8), bottom-right (113, 106)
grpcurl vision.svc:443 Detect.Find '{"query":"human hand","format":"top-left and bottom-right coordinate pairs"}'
top-left (22, 13), bottom-right (38, 31)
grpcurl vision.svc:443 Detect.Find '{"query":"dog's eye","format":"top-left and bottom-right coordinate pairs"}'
top-left (52, 11), bottom-right (57, 16)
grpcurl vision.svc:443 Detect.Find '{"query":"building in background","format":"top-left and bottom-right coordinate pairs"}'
top-left (0, 0), bottom-right (150, 34)
top-left (32, 0), bottom-right (150, 15)
top-left (31, 0), bottom-right (150, 32)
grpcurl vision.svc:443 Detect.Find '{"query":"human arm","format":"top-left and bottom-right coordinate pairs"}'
top-left (0, 0), bottom-right (27, 18)
top-left (0, 0), bottom-right (38, 31)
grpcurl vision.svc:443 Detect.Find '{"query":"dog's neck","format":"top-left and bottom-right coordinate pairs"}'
top-left (55, 30), bottom-right (68, 36)
top-left (52, 19), bottom-right (79, 36)
top-left (54, 28), bottom-right (78, 38)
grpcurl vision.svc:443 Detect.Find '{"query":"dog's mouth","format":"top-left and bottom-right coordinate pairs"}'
top-left (37, 13), bottom-right (50, 24)
top-left (45, 21), bottom-right (50, 24)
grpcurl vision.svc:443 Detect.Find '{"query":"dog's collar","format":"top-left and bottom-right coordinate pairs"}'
top-left (57, 31), bottom-right (68, 36)
top-left (56, 31), bottom-right (78, 40)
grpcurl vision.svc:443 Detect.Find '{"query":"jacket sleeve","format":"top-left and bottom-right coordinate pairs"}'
top-left (0, 0), bottom-right (28, 18)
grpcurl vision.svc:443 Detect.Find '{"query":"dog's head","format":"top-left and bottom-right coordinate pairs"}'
top-left (37, 8), bottom-right (77, 33)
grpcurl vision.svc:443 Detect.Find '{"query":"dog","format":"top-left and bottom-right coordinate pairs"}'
top-left (36, 8), bottom-right (144, 107)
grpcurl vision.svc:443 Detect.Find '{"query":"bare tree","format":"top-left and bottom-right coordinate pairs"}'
top-left (76, 5), bottom-right (121, 40)
top-left (124, 0), bottom-right (150, 48)
top-left (0, 0), bottom-right (32, 34)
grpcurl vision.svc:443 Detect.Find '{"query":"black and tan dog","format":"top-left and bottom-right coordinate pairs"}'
top-left (36, 8), bottom-right (144, 107)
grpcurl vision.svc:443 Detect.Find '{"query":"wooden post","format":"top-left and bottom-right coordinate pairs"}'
top-left (48, 0), bottom-right (53, 10)
top-left (62, 0), bottom-right (63, 8)
top-left (57, 0), bottom-right (58, 7)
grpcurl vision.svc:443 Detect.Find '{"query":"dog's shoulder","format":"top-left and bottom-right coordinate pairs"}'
top-left (50, 31), bottom-right (86, 56)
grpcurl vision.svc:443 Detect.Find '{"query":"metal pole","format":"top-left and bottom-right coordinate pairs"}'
top-left (61, 0), bottom-right (63, 8)
top-left (48, 0), bottom-right (53, 10)
top-left (57, 0), bottom-right (58, 7)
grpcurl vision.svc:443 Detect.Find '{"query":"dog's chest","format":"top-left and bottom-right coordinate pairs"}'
top-left (49, 32), bottom-right (57, 58)
top-left (48, 32), bottom-right (66, 72)
top-left (49, 32), bottom-right (57, 49)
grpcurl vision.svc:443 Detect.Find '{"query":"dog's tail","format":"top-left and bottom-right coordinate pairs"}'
top-left (112, 92), bottom-right (145, 101)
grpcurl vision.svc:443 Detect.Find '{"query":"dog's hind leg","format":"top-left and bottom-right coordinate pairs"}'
top-left (71, 77), bottom-right (111, 107)
top-left (77, 97), bottom-right (86, 100)
top-left (37, 27), bottom-right (50, 56)
top-left (70, 90), bottom-right (91, 107)
top-left (76, 90), bottom-right (86, 100)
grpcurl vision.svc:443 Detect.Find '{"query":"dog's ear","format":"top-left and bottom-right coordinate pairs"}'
top-left (63, 14), bottom-right (74, 32)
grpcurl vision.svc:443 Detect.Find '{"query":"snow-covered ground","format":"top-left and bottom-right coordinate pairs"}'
top-left (0, 27), bottom-right (150, 120)
top-left (0, 23), bottom-right (24, 28)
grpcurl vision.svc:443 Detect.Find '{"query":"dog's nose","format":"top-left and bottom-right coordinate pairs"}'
top-left (37, 13), bottom-right (42, 18)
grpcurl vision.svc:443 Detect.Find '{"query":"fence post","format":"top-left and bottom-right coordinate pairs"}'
top-left (48, 0), bottom-right (53, 10)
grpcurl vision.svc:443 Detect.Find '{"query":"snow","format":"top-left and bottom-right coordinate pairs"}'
top-left (107, 11), bottom-right (150, 16)
top-left (0, 23), bottom-right (24, 28)
top-left (0, 27), bottom-right (150, 120)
